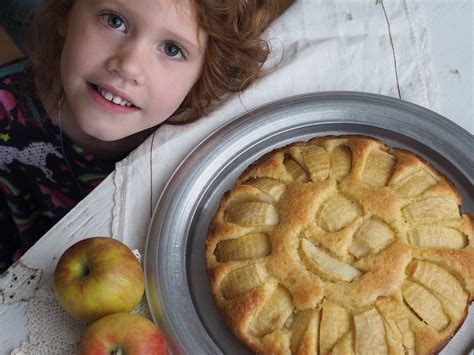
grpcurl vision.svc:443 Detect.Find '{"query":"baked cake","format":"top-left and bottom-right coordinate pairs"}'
top-left (205, 135), bottom-right (473, 354)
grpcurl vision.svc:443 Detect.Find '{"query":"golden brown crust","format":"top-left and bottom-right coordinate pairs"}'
top-left (205, 135), bottom-right (473, 354)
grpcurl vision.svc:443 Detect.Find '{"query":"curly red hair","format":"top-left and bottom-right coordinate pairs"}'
top-left (28, 0), bottom-right (295, 123)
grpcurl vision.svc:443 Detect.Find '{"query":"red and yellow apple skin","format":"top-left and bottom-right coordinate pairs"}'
top-left (53, 237), bottom-right (144, 321)
top-left (78, 313), bottom-right (168, 355)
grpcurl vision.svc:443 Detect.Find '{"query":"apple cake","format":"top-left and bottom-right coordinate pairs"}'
top-left (205, 135), bottom-right (473, 354)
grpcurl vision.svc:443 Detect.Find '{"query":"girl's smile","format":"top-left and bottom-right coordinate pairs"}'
top-left (87, 82), bottom-right (140, 114)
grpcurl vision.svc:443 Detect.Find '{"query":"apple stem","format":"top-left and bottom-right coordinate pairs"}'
top-left (111, 348), bottom-right (124, 355)
top-left (82, 262), bottom-right (91, 277)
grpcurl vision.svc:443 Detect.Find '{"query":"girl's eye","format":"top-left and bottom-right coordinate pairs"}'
top-left (100, 13), bottom-right (127, 33)
top-left (161, 42), bottom-right (185, 60)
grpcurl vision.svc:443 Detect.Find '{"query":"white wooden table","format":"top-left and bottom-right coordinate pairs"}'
top-left (1, 1), bottom-right (472, 353)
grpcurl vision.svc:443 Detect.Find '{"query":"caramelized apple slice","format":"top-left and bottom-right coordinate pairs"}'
top-left (221, 263), bottom-right (268, 299)
top-left (376, 298), bottom-right (416, 351)
top-left (302, 146), bottom-right (330, 182)
top-left (289, 309), bottom-right (319, 354)
top-left (301, 239), bottom-right (361, 282)
top-left (331, 331), bottom-right (355, 354)
top-left (319, 299), bottom-right (351, 355)
top-left (361, 150), bottom-right (396, 187)
top-left (318, 194), bottom-right (362, 232)
top-left (408, 226), bottom-right (467, 249)
top-left (407, 260), bottom-right (468, 316)
top-left (249, 285), bottom-right (293, 337)
top-left (382, 317), bottom-right (405, 355)
top-left (245, 178), bottom-right (287, 202)
top-left (402, 198), bottom-right (460, 221)
top-left (330, 145), bottom-right (352, 180)
top-left (350, 219), bottom-right (395, 257)
top-left (354, 308), bottom-right (388, 354)
top-left (214, 233), bottom-right (271, 262)
top-left (284, 158), bottom-right (308, 182)
top-left (224, 202), bottom-right (279, 226)
top-left (401, 280), bottom-right (449, 331)
top-left (390, 169), bottom-right (437, 197)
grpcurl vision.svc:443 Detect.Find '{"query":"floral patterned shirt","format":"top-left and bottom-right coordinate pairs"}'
top-left (0, 59), bottom-right (116, 272)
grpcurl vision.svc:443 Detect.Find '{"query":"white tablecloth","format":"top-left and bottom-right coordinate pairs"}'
top-left (1, 0), bottom-right (472, 354)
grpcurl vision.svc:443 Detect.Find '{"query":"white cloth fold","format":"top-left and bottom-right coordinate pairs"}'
top-left (113, 0), bottom-right (438, 252)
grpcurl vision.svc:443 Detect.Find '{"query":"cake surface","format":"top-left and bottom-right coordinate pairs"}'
top-left (205, 135), bottom-right (473, 354)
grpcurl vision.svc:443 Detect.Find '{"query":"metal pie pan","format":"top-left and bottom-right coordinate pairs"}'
top-left (144, 92), bottom-right (473, 354)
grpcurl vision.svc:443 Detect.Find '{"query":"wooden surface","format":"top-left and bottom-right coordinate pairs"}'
top-left (0, 27), bottom-right (23, 65)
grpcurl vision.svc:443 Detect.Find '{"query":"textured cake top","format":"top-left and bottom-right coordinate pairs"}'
top-left (205, 135), bottom-right (473, 354)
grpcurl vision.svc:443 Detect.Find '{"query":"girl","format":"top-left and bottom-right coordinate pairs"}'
top-left (0, 0), bottom-right (295, 272)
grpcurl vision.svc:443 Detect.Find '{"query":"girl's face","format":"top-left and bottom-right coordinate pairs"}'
top-left (59, 0), bottom-right (207, 142)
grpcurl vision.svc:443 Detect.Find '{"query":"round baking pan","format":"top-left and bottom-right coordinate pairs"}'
top-left (144, 92), bottom-right (473, 354)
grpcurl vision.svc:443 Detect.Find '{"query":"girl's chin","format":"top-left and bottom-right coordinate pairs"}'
top-left (79, 126), bottom-right (129, 144)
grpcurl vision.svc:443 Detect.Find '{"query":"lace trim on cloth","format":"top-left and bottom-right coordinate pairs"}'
top-left (112, 162), bottom-right (127, 242)
top-left (11, 286), bottom-right (88, 354)
top-left (10, 251), bottom-right (151, 354)
top-left (0, 263), bottom-right (41, 305)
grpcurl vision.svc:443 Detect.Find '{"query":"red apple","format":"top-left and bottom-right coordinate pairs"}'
top-left (78, 313), bottom-right (168, 355)
top-left (54, 237), bottom-right (144, 321)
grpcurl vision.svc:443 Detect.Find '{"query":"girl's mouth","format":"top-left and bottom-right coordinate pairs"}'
top-left (87, 83), bottom-right (140, 113)
top-left (95, 84), bottom-right (134, 107)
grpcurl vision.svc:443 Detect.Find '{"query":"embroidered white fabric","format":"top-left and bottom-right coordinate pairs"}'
top-left (11, 286), bottom-right (88, 354)
top-left (6, 0), bottom-right (448, 353)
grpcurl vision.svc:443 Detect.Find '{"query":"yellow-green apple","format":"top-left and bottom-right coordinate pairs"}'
top-left (54, 237), bottom-right (144, 321)
top-left (78, 313), bottom-right (168, 355)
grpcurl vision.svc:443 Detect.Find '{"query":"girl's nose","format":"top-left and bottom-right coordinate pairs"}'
top-left (105, 42), bottom-right (147, 85)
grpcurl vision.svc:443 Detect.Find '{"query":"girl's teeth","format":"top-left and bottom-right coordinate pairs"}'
top-left (112, 96), bottom-right (122, 104)
top-left (97, 86), bottom-right (133, 107)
